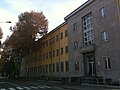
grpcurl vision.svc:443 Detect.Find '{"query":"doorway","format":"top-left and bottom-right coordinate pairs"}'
top-left (84, 53), bottom-right (96, 76)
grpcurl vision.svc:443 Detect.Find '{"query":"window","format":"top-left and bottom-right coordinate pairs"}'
top-left (73, 23), bottom-right (77, 31)
top-left (65, 46), bottom-right (68, 53)
top-left (61, 62), bottom-right (64, 72)
top-left (46, 52), bottom-right (48, 59)
top-left (56, 62), bottom-right (59, 72)
top-left (75, 62), bottom-right (79, 71)
top-left (43, 54), bottom-right (45, 60)
top-left (99, 7), bottom-right (105, 17)
top-left (49, 64), bottom-right (51, 72)
top-left (82, 13), bottom-right (94, 46)
top-left (65, 61), bottom-right (69, 72)
top-left (104, 57), bottom-right (111, 70)
top-left (102, 31), bottom-right (109, 42)
top-left (40, 55), bottom-right (42, 61)
top-left (46, 40), bottom-right (48, 47)
top-left (56, 49), bottom-right (59, 56)
top-left (56, 35), bottom-right (59, 42)
top-left (61, 32), bottom-right (63, 39)
top-left (49, 39), bottom-right (51, 45)
top-left (53, 50), bottom-right (55, 57)
top-left (52, 37), bottom-right (55, 44)
top-left (49, 51), bottom-right (52, 58)
top-left (74, 42), bottom-right (78, 50)
top-left (61, 47), bottom-right (63, 55)
top-left (45, 65), bottom-right (48, 73)
top-left (52, 63), bottom-right (55, 72)
top-left (65, 29), bottom-right (68, 37)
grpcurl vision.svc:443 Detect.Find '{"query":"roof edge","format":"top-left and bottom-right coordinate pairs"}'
top-left (64, 0), bottom-right (93, 20)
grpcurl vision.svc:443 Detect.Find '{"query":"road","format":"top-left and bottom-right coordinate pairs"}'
top-left (0, 79), bottom-right (120, 90)
top-left (0, 79), bottom-right (62, 90)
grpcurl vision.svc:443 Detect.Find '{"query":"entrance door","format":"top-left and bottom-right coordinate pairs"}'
top-left (89, 60), bottom-right (94, 75)
top-left (84, 53), bottom-right (95, 76)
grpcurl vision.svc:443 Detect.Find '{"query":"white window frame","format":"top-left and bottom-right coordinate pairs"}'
top-left (99, 7), bottom-right (105, 17)
top-left (104, 57), bottom-right (111, 70)
top-left (102, 31), bottom-right (109, 42)
top-left (82, 13), bottom-right (94, 46)
top-left (74, 42), bottom-right (78, 50)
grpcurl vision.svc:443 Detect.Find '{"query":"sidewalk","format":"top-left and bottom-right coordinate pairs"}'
top-left (35, 80), bottom-right (120, 90)
top-left (8, 78), bottom-right (120, 90)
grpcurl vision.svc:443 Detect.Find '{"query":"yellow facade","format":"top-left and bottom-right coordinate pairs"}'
top-left (25, 22), bottom-right (68, 80)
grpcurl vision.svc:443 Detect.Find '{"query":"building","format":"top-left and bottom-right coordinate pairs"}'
top-left (24, 22), bottom-right (69, 81)
top-left (65, 0), bottom-right (120, 83)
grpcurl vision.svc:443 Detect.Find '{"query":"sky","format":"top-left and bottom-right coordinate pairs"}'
top-left (0, 0), bottom-right (87, 42)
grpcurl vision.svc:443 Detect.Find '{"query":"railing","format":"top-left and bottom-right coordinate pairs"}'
top-left (80, 44), bottom-right (96, 53)
top-left (81, 77), bottom-right (119, 86)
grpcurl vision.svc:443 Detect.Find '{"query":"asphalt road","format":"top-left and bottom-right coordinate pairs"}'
top-left (0, 79), bottom-right (120, 90)
top-left (0, 79), bottom-right (63, 90)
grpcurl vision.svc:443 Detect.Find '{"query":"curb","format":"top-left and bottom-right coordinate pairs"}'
top-left (81, 83), bottom-right (120, 89)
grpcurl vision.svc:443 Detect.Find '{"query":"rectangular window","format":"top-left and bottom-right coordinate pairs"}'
top-left (82, 13), bottom-right (94, 46)
top-left (61, 32), bottom-right (63, 39)
top-left (46, 52), bottom-right (48, 59)
top-left (61, 62), bottom-right (64, 72)
top-left (102, 31), bottom-right (109, 42)
top-left (49, 39), bottom-right (51, 45)
top-left (104, 57), bottom-right (111, 70)
top-left (52, 37), bottom-right (55, 44)
top-left (61, 47), bottom-right (63, 55)
top-left (65, 46), bottom-right (68, 53)
top-left (49, 51), bottom-right (52, 58)
top-left (65, 61), bottom-right (69, 72)
top-left (99, 7), bottom-right (105, 17)
top-left (40, 55), bottom-right (42, 61)
top-left (46, 40), bottom-right (48, 47)
top-left (73, 23), bottom-right (77, 31)
top-left (74, 42), bottom-right (78, 50)
top-left (56, 35), bottom-right (59, 42)
top-left (43, 54), bottom-right (45, 60)
top-left (65, 29), bottom-right (68, 37)
top-left (56, 62), bottom-right (59, 72)
top-left (56, 49), bottom-right (59, 56)
top-left (49, 64), bottom-right (51, 73)
top-left (53, 50), bottom-right (55, 57)
top-left (52, 63), bottom-right (55, 72)
top-left (45, 65), bottom-right (48, 73)
top-left (75, 62), bottom-right (79, 71)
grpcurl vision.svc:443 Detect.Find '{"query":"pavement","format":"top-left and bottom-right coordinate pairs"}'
top-left (29, 79), bottom-right (120, 90)
top-left (1, 78), bottom-right (120, 90)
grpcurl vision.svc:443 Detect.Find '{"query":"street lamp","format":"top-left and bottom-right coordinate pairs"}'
top-left (0, 21), bottom-right (11, 23)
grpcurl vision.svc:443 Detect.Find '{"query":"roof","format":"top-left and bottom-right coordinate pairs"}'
top-left (64, 0), bottom-right (93, 20)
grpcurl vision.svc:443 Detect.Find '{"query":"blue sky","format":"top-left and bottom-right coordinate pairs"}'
top-left (0, 0), bottom-right (87, 42)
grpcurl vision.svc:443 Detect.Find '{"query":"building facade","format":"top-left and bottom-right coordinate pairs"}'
top-left (24, 22), bottom-right (69, 81)
top-left (65, 0), bottom-right (120, 82)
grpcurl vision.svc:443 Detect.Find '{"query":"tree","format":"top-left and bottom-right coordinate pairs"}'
top-left (0, 27), bottom-right (3, 39)
top-left (2, 11), bottom-right (48, 78)
top-left (0, 27), bottom-right (3, 46)
top-left (1, 49), bottom-right (23, 78)
top-left (9, 11), bottom-right (48, 54)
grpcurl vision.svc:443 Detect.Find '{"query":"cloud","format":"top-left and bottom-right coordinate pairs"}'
top-left (0, 8), bottom-right (18, 42)
top-left (1, 0), bottom-right (87, 42)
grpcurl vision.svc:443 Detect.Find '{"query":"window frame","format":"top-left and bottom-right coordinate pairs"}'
top-left (74, 42), bottom-right (78, 50)
top-left (65, 29), bottom-right (68, 37)
top-left (99, 7), bottom-right (105, 17)
top-left (73, 23), bottom-right (77, 31)
top-left (104, 57), bottom-right (111, 70)
top-left (101, 31), bottom-right (109, 42)
top-left (75, 61), bottom-right (79, 71)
